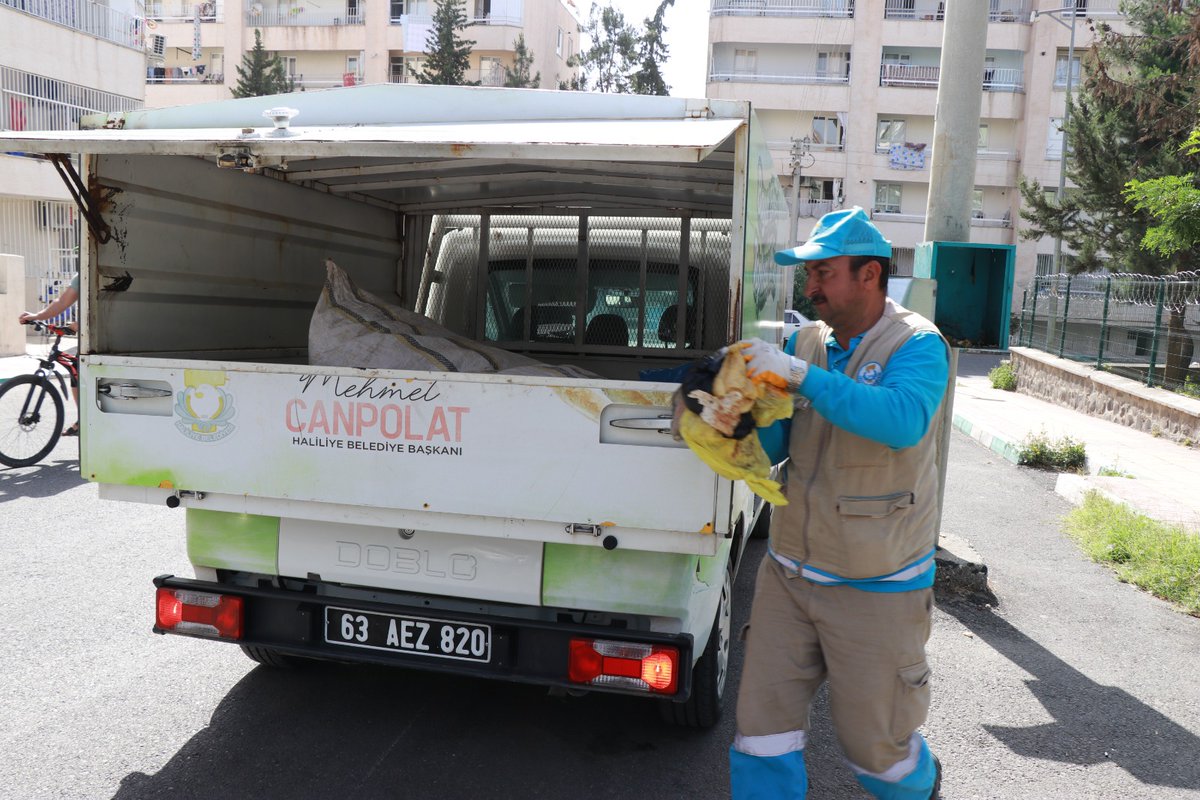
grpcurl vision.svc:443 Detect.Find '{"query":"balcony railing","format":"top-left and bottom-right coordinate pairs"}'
top-left (245, 8), bottom-right (363, 25)
top-left (395, 10), bottom-right (521, 25)
top-left (146, 66), bottom-right (224, 83)
top-left (879, 64), bottom-right (1023, 92)
top-left (795, 199), bottom-right (837, 217)
top-left (2, 65), bottom-right (142, 131)
top-left (872, 211), bottom-right (926, 224)
top-left (971, 213), bottom-right (1012, 228)
top-left (710, 70), bottom-right (849, 85)
top-left (882, 0), bottom-right (1031, 22)
top-left (145, 0), bottom-right (221, 21)
top-left (711, 0), bottom-right (853, 18)
top-left (768, 138), bottom-right (844, 152)
top-left (289, 72), bottom-right (364, 89)
top-left (1, 0), bottom-right (145, 49)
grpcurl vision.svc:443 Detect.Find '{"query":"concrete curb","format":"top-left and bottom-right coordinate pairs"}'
top-left (952, 412), bottom-right (1022, 465)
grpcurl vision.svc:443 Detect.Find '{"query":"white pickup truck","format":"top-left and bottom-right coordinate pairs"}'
top-left (1, 85), bottom-right (790, 727)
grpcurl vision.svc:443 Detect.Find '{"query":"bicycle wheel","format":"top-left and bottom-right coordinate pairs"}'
top-left (0, 374), bottom-right (65, 467)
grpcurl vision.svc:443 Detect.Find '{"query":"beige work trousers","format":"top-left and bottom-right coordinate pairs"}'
top-left (735, 556), bottom-right (933, 775)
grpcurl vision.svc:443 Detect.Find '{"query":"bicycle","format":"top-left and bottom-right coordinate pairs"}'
top-left (0, 320), bottom-right (79, 467)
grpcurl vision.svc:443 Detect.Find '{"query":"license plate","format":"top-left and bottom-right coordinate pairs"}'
top-left (324, 607), bottom-right (492, 663)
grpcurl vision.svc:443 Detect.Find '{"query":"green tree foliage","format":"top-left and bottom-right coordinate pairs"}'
top-left (1017, 0), bottom-right (1200, 382)
top-left (413, 0), bottom-right (478, 86)
top-left (563, 4), bottom-right (639, 92)
top-left (504, 33), bottom-right (541, 88)
top-left (630, 0), bottom-right (675, 96)
top-left (231, 29), bottom-right (294, 98)
top-left (1124, 129), bottom-right (1200, 257)
top-left (563, 1), bottom-right (678, 95)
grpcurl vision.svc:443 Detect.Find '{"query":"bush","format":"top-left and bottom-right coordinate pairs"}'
top-left (1018, 431), bottom-right (1087, 472)
top-left (988, 361), bottom-right (1017, 391)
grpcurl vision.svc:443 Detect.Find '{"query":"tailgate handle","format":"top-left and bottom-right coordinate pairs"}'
top-left (97, 382), bottom-right (173, 400)
top-left (608, 415), bottom-right (673, 434)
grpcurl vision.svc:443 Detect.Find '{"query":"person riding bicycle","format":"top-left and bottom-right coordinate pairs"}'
top-left (18, 273), bottom-right (80, 436)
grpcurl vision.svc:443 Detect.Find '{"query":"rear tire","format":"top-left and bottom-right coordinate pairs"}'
top-left (240, 644), bottom-right (307, 669)
top-left (660, 563), bottom-right (732, 728)
top-left (0, 374), bottom-right (65, 467)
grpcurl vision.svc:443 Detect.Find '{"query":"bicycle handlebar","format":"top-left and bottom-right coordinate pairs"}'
top-left (22, 320), bottom-right (76, 338)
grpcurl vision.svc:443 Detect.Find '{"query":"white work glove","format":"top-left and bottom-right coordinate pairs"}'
top-left (734, 337), bottom-right (809, 392)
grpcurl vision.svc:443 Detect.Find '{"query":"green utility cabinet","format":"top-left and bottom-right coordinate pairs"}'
top-left (913, 241), bottom-right (1014, 349)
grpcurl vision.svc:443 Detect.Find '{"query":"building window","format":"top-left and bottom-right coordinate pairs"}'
top-left (877, 118), bottom-right (906, 150)
top-left (480, 56), bottom-right (503, 86)
top-left (390, 0), bottom-right (404, 21)
top-left (346, 55), bottom-right (360, 76)
top-left (978, 123), bottom-right (990, 151)
top-left (1054, 51), bottom-right (1081, 87)
top-left (734, 49), bottom-right (757, 73)
top-left (816, 50), bottom-right (849, 79)
top-left (811, 116), bottom-right (841, 148)
top-left (972, 189), bottom-right (984, 218)
top-left (1047, 116), bottom-right (1064, 159)
top-left (283, 56), bottom-right (297, 76)
top-left (556, 27), bottom-right (563, 57)
top-left (874, 182), bottom-right (902, 214)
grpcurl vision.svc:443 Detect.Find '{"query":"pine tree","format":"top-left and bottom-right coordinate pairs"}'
top-left (564, 4), bottom-right (639, 93)
top-left (232, 29), bottom-right (293, 98)
top-left (1018, 0), bottom-right (1200, 382)
top-left (630, 0), bottom-right (674, 96)
top-left (503, 33), bottom-right (541, 88)
top-left (413, 0), bottom-right (478, 86)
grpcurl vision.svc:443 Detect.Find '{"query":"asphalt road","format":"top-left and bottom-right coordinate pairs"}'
top-left (2, 431), bottom-right (1199, 799)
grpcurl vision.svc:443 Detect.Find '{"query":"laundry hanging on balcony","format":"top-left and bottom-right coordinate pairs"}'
top-left (888, 142), bottom-right (927, 171)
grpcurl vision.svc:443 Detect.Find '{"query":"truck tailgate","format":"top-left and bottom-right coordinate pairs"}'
top-left (85, 357), bottom-right (727, 554)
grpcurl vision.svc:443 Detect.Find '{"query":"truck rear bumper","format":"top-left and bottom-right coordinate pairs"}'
top-left (153, 575), bottom-right (695, 701)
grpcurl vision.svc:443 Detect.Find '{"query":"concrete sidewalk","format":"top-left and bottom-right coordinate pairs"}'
top-left (952, 352), bottom-right (1200, 532)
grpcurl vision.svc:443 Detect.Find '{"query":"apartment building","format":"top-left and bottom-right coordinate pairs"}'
top-left (1, 0), bottom-right (145, 323)
top-left (142, 0), bottom-right (580, 108)
top-left (708, 0), bottom-right (1126, 291)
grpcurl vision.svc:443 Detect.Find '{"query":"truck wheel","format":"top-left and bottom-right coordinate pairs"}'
top-left (659, 564), bottom-right (732, 728)
top-left (749, 503), bottom-right (772, 540)
top-left (240, 644), bottom-right (306, 669)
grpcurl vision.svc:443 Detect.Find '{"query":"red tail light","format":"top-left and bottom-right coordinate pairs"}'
top-left (156, 588), bottom-right (243, 640)
top-left (568, 638), bottom-right (679, 695)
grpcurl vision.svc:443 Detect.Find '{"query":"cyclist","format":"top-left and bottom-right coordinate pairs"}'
top-left (18, 273), bottom-right (80, 436)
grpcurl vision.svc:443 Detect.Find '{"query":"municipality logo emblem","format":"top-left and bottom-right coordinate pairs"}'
top-left (175, 370), bottom-right (236, 442)
top-left (856, 361), bottom-right (884, 385)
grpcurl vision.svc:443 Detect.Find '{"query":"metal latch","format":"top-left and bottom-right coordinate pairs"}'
top-left (165, 490), bottom-right (206, 509)
top-left (565, 523), bottom-right (603, 537)
top-left (608, 414), bottom-right (673, 435)
top-left (97, 383), bottom-right (173, 400)
top-left (685, 98), bottom-right (713, 119)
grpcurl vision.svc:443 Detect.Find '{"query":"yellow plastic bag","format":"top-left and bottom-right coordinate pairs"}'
top-left (677, 349), bottom-right (793, 506)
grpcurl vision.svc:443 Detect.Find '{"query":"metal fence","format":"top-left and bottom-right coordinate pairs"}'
top-left (1015, 272), bottom-right (1200, 394)
top-left (0, 0), bottom-right (145, 49)
top-left (0, 199), bottom-right (79, 330)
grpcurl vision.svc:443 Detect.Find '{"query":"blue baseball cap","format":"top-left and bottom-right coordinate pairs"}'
top-left (774, 206), bottom-right (893, 265)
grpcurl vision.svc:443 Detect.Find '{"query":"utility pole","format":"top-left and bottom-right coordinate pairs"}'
top-left (787, 136), bottom-right (815, 310)
top-left (923, 0), bottom-right (989, 243)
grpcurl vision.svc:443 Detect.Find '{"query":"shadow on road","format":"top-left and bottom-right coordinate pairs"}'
top-left (0, 453), bottom-right (83, 501)
top-left (939, 598), bottom-right (1200, 790)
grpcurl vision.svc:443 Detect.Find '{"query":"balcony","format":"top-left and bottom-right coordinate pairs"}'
top-left (146, 0), bottom-right (221, 21)
top-left (146, 67), bottom-right (223, 84)
top-left (795, 199), bottom-right (837, 217)
top-left (767, 139), bottom-right (843, 152)
top-left (711, 0), bottom-right (853, 18)
top-left (2, 65), bottom-right (142, 131)
top-left (290, 72), bottom-right (364, 89)
top-left (709, 70), bottom-right (848, 86)
top-left (246, 7), bottom-right (363, 25)
top-left (1, 0), bottom-right (145, 50)
top-left (879, 64), bottom-right (1024, 92)
top-left (882, 0), bottom-right (1031, 22)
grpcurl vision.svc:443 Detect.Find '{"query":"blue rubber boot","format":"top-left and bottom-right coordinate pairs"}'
top-left (856, 737), bottom-right (940, 800)
top-left (729, 745), bottom-right (809, 800)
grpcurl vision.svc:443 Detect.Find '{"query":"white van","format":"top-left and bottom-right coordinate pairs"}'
top-left (1, 85), bottom-right (789, 727)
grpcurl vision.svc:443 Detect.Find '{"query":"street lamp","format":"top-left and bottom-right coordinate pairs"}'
top-left (1032, 3), bottom-right (1080, 274)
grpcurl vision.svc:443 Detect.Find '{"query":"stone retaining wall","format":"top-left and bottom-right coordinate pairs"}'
top-left (1009, 346), bottom-right (1200, 445)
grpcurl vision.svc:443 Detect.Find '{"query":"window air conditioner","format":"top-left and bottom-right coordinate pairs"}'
top-left (148, 34), bottom-right (166, 57)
